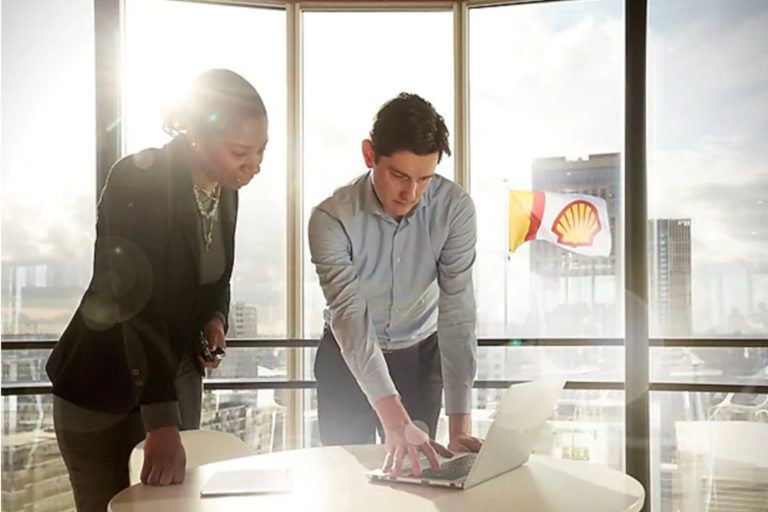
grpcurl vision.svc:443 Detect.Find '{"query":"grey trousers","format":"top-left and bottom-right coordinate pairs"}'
top-left (54, 353), bottom-right (203, 512)
top-left (314, 327), bottom-right (443, 445)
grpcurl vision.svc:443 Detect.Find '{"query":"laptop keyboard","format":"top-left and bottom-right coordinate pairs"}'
top-left (418, 454), bottom-right (477, 481)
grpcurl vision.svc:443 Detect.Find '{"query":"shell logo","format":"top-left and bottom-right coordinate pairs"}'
top-left (551, 200), bottom-right (601, 247)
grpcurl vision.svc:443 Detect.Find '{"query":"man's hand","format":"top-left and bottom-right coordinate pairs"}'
top-left (198, 315), bottom-right (226, 370)
top-left (375, 395), bottom-right (449, 477)
top-left (141, 426), bottom-right (186, 486)
top-left (448, 433), bottom-right (483, 453)
top-left (448, 413), bottom-right (483, 453)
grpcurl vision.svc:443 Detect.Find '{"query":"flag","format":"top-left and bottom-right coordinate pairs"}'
top-left (508, 190), bottom-right (611, 257)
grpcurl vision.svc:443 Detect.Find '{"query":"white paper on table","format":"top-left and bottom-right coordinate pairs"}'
top-left (200, 468), bottom-right (291, 498)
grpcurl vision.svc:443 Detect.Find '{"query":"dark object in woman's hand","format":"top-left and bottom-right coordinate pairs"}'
top-left (198, 331), bottom-right (226, 362)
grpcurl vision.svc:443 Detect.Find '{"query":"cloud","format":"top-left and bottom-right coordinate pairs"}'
top-left (1, 194), bottom-right (94, 264)
top-left (647, 5), bottom-right (768, 154)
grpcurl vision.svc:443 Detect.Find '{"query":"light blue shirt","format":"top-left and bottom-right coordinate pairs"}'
top-left (308, 172), bottom-right (477, 414)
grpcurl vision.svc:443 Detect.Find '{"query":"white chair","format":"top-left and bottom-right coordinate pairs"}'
top-left (129, 429), bottom-right (253, 485)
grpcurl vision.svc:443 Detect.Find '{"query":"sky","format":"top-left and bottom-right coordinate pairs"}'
top-left (1, 0), bottom-right (766, 338)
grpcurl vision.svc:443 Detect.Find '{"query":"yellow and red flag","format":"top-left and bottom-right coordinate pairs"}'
top-left (508, 190), bottom-right (611, 257)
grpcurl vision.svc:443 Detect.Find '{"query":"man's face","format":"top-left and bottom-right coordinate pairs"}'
top-left (363, 140), bottom-right (438, 219)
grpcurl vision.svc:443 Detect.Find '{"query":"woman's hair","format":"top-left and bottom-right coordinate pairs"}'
top-left (162, 69), bottom-right (267, 137)
top-left (369, 92), bottom-right (451, 163)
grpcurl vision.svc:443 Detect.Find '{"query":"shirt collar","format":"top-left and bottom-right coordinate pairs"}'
top-left (361, 171), bottom-right (387, 217)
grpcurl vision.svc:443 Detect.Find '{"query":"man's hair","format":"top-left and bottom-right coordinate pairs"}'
top-left (369, 93), bottom-right (451, 163)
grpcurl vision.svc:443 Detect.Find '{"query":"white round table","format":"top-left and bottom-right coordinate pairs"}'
top-left (109, 445), bottom-right (644, 512)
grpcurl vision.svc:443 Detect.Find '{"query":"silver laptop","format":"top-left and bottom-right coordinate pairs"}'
top-left (367, 376), bottom-right (565, 490)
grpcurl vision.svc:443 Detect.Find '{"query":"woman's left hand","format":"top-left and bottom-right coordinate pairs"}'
top-left (198, 315), bottom-right (226, 370)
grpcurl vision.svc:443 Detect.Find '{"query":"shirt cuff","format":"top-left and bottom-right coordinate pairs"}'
top-left (444, 382), bottom-right (472, 415)
top-left (140, 401), bottom-right (182, 431)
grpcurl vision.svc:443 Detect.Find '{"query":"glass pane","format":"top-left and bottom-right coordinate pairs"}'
top-left (2, 350), bottom-right (52, 385)
top-left (301, 11), bottom-right (454, 338)
top-left (436, 389), bottom-right (625, 470)
top-left (2, 395), bottom-right (76, 512)
top-left (303, 389), bottom-right (320, 449)
top-left (123, 0), bottom-right (288, 337)
top-left (477, 346), bottom-right (624, 382)
top-left (651, 392), bottom-right (768, 512)
top-left (652, 347), bottom-right (768, 386)
top-left (647, 0), bottom-right (768, 338)
top-left (202, 388), bottom-right (319, 453)
top-left (205, 347), bottom-right (287, 380)
top-left (302, 347), bottom-right (318, 381)
top-left (201, 389), bottom-right (292, 454)
top-left (1, 0), bottom-right (95, 339)
top-left (469, 1), bottom-right (624, 339)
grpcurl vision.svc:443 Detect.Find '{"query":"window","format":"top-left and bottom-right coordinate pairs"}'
top-left (301, 10), bottom-right (455, 338)
top-left (438, 389), bottom-right (626, 470)
top-left (1, 0), bottom-right (96, 340)
top-left (2, 3), bottom-right (766, 511)
top-left (123, 0), bottom-right (288, 338)
top-left (2, 2), bottom-right (96, 507)
top-left (466, 0), bottom-right (625, 468)
top-left (647, 1), bottom-right (768, 509)
top-left (647, 0), bottom-right (767, 340)
top-left (469, 0), bottom-right (625, 339)
top-left (651, 392), bottom-right (768, 512)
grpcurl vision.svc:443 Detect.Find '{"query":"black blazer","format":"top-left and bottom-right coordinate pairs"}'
top-left (46, 138), bottom-right (237, 414)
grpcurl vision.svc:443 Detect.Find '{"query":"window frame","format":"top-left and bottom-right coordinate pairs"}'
top-left (3, 3), bottom-right (767, 512)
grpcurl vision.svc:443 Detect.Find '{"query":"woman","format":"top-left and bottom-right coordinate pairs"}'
top-left (46, 69), bottom-right (268, 511)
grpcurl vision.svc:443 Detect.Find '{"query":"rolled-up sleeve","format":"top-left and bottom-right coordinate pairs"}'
top-left (308, 208), bottom-right (398, 405)
top-left (437, 193), bottom-right (478, 414)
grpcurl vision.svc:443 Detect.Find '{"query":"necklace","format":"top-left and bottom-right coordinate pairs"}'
top-left (193, 184), bottom-right (221, 251)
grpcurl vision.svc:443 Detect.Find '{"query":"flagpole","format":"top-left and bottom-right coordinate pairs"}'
top-left (503, 180), bottom-right (509, 332)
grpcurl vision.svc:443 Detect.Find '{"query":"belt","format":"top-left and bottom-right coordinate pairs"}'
top-left (380, 333), bottom-right (435, 354)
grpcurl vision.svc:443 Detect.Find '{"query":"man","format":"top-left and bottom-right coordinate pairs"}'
top-left (308, 93), bottom-right (481, 477)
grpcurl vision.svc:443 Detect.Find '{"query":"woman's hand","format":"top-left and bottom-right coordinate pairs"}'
top-left (197, 315), bottom-right (226, 370)
top-left (141, 426), bottom-right (186, 486)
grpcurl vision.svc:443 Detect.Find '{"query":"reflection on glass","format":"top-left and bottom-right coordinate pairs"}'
top-left (1, 0), bottom-right (95, 340)
top-left (651, 392), bottom-right (768, 512)
top-left (647, 0), bottom-right (768, 338)
top-left (123, 0), bottom-right (288, 337)
top-left (475, 346), bottom-right (624, 382)
top-left (437, 389), bottom-right (625, 471)
top-left (303, 389), bottom-right (320, 449)
top-left (301, 10), bottom-right (454, 338)
top-left (469, 1), bottom-right (624, 339)
top-left (205, 347), bottom-right (287, 381)
top-left (1, 350), bottom-right (52, 385)
top-left (1, 396), bottom-right (76, 511)
top-left (652, 347), bottom-right (768, 386)
top-left (202, 389), bottom-right (293, 454)
top-left (201, 389), bottom-right (320, 454)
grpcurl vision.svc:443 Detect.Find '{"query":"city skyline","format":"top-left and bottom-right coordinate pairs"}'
top-left (3, 0), bottom-right (767, 340)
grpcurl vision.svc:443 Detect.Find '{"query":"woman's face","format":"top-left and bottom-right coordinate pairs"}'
top-left (195, 115), bottom-right (269, 190)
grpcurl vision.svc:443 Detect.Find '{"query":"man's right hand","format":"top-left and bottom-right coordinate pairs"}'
top-left (141, 426), bottom-right (186, 486)
top-left (374, 395), bottom-right (452, 477)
